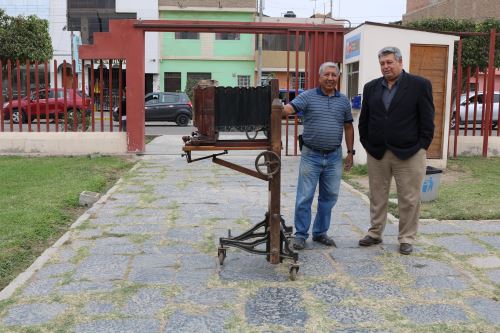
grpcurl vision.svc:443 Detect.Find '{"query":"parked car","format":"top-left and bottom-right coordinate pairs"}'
top-left (2, 88), bottom-right (91, 124)
top-left (113, 92), bottom-right (192, 126)
top-left (451, 91), bottom-right (500, 129)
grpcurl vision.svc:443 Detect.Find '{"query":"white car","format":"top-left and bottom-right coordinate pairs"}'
top-left (451, 91), bottom-right (499, 129)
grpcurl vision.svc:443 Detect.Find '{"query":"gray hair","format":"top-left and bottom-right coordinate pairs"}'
top-left (378, 46), bottom-right (402, 61)
top-left (319, 62), bottom-right (339, 76)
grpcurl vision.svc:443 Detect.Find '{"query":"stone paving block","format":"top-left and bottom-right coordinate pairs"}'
top-left (459, 222), bottom-right (500, 233)
top-left (328, 306), bottom-right (381, 325)
top-left (414, 275), bottom-right (468, 290)
top-left (296, 252), bottom-right (335, 277)
top-left (340, 261), bottom-right (383, 278)
top-left (433, 235), bottom-right (488, 255)
top-left (2, 303), bottom-right (68, 326)
top-left (478, 235), bottom-right (500, 249)
top-left (418, 223), bottom-right (464, 234)
top-left (468, 256), bottom-right (500, 268)
top-left (76, 228), bottom-right (103, 239)
top-left (246, 287), bottom-right (308, 327)
top-left (486, 269), bottom-right (500, 284)
top-left (58, 281), bottom-right (115, 294)
top-left (142, 244), bottom-right (199, 255)
top-left (179, 253), bottom-right (216, 270)
top-left (164, 309), bottom-right (233, 333)
top-left (467, 297), bottom-right (500, 325)
top-left (94, 207), bottom-right (129, 218)
top-left (174, 287), bottom-right (238, 305)
top-left (219, 253), bottom-right (288, 282)
top-left (91, 237), bottom-right (140, 255)
top-left (167, 227), bottom-right (207, 243)
top-left (309, 281), bottom-right (357, 303)
top-left (74, 319), bottom-right (161, 333)
top-left (357, 279), bottom-right (404, 299)
top-left (123, 288), bottom-right (167, 317)
top-left (84, 301), bottom-right (114, 315)
top-left (331, 329), bottom-right (393, 333)
top-left (56, 247), bottom-right (77, 262)
top-left (128, 266), bottom-right (176, 285)
top-left (330, 248), bottom-right (384, 263)
top-left (401, 304), bottom-right (468, 324)
top-left (74, 255), bottom-right (129, 281)
top-left (131, 254), bottom-right (177, 268)
top-left (36, 262), bottom-right (75, 278)
top-left (22, 277), bottom-right (60, 297)
top-left (401, 257), bottom-right (460, 276)
top-left (109, 224), bottom-right (167, 235)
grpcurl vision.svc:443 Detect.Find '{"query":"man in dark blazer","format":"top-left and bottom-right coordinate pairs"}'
top-left (358, 46), bottom-right (435, 255)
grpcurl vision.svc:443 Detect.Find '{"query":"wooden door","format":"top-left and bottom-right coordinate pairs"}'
top-left (410, 44), bottom-right (448, 159)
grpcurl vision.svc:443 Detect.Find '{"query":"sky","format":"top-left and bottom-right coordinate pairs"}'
top-left (0, 0), bottom-right (49, 19)
top-left (263, 0), bottom-right (407, 26)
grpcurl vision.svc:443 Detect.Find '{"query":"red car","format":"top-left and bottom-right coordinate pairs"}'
top-left (2, 88), bottom-right (91, 124)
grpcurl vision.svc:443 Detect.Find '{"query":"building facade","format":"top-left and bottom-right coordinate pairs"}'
top-left (403, 0), bottom-right (500, 23)
top-left (158, 0), bottom-right (256, 92)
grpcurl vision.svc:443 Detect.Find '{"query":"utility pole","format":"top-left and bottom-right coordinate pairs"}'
top-left (257, 0), bottom-right (263, 86)
top-left (330, 0), bottom-right (333, 17)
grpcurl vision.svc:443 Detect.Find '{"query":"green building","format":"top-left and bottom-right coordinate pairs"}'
top-left (159, 0), bottom-right (256, 92)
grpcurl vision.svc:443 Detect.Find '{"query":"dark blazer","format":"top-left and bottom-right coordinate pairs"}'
top-left (358, 71), bottom-right (435, 160)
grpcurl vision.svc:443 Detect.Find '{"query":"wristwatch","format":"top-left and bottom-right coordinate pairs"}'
top-left (347, 149), bottom-right (356, 155)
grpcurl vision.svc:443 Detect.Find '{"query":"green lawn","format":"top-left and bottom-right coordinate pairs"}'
top-left (0, 156), bottom-right (135, 290)
top-left (344, 156), bottom-right (500, 220)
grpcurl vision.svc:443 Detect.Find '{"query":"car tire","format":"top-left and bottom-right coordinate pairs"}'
top-left (176, 113), bottom-right (190, 126)
top-left (450, 116), bottom-right (457, 130)
top-left (11, 109), bottom-right (27, 124)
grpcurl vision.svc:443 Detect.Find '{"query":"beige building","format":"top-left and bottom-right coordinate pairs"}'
top-left (403, 0), bottom-right (500, 23)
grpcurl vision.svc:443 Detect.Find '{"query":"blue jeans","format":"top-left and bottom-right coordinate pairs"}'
top-left (294, 145), bottom-right (343, 240)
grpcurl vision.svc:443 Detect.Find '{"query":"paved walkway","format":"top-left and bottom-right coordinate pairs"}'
top-left (1, 135), bottom-right (500, 332)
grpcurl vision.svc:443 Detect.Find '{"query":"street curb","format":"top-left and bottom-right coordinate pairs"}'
top-left (0, 161), bottom-right (143, 301)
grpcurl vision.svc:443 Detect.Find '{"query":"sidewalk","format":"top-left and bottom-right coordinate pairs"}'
top-left (1, 135), bottom-right (500, 332)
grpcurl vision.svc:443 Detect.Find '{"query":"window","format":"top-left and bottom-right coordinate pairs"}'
top-left (146, 93), bottom-right (160, 104)
top-left (346, 62), bottom-right (359, 99)
top-left (290, 72), bottom-right (305, 90)
top-left (164, 72), bottom-right (181, 92)
top-left (187, 73), bottom-right (211, 83)
top-left (260, 72), bottom-right (274, 86)
top-left (215, 33), bottom-right (240, 40)
top-left (161, 94), bottom-right (180, 104)
top-left (175, 32), bottom-right (200, 40)
top-left (259, 34), bottom-right (305, 51)
top-left (237, 75), bottom-right (251, 87)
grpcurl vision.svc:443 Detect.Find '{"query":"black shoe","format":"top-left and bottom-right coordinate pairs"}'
top-left (312, 234), bottom-right (337, 247)
top-left (293, 238), bottom-right (306, 250)
top-left (399, 243), bottom-right (413, 255)
top-left (359, 235), bottom-right (382, 246)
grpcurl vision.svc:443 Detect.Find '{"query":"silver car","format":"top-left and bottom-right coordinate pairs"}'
top-left (451, 91), bottom-right (499, 129)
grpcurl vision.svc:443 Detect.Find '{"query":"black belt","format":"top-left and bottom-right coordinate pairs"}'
top-left (303, 142), bottom-right (339, 154)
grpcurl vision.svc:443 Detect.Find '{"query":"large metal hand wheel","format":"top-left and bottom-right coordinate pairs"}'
top-left (255, 151), bottom-right (281, 178)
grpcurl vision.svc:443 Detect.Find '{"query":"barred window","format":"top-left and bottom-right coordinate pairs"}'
top-left (346, 62), bottom-right (359, 99)
top-left (215, 33), bottom-right (240, 40)
top-left (237, 75), bottom-right (251, 87)
top-left (175, 32), bottom-right (200, 40)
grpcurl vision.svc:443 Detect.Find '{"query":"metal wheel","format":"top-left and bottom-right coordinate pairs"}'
top-left (289, 266), bottom-right (299, 281)
top-left (245, 130), bottom-right (258, 140)
top-left (255, 151), bottom-right (281, 178)
top-left (218, 248), bottom-right (226, 265)
top-left (11, 109), bottom-right (20, 124)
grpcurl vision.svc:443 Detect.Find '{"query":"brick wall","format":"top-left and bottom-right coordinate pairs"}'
top-left (404, 0), bottom-right (500, 23)
top-left (160, 0), bottom-right (256, 8)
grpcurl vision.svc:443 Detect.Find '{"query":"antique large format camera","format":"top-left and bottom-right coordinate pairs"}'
top-left (182, 79), bottom-right (299, 280)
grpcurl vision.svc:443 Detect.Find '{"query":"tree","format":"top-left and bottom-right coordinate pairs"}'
top-left (0, 10), bottom-right (53, 66)
top-left (405, 18), bottom-right (500, 70)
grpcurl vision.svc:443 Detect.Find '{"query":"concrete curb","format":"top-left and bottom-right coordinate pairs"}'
top-left (0, 161), bottom-right (143, 301)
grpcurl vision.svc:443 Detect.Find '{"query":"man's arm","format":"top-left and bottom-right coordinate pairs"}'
top-left (344, 122), bottom-right (354, 171)
top-left (282, 104), bottom-right (295, 117)
top-left (418, 79), bottom-right (435, 150)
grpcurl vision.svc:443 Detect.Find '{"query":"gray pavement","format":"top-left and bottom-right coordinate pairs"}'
top-left (1, 135), bottom-right (500, 332)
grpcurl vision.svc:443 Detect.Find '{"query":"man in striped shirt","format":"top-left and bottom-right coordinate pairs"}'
top-left (283, 62), bottom-right (355, 250)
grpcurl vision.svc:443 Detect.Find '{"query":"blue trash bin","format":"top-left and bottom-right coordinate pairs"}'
top-left (421, 166), bottom-right (443, 202)
top-left (351, 95), bottom-right (361, 109)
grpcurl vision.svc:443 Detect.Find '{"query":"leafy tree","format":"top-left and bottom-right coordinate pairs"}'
top-left (0, 10), bottom-right (53, 66)
top-left (405, 18), bottom-right (500, 70)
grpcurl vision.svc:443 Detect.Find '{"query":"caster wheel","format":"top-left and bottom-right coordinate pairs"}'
top-left (289, 266), bottom-right (299, 281)
top-left (218, 249), bottom-right (226, 265)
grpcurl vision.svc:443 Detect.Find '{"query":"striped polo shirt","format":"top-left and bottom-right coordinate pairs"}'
top-left (290, 88), bottom-right (352, 151)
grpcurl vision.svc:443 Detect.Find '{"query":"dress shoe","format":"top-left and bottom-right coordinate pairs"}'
top-left (399, 243), bottom-right (413, 255)
top-left (358, 235), bottom-right (382, 246)
top-left (312, 234), bottom-right (337, 247)
top-left (293, 237), bottom-right (305, 250)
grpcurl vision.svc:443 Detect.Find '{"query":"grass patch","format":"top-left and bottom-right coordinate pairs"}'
top-left (344, 156), bottom-right (500, 220)
top-left (0, 155), bottom-right (135, 290)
